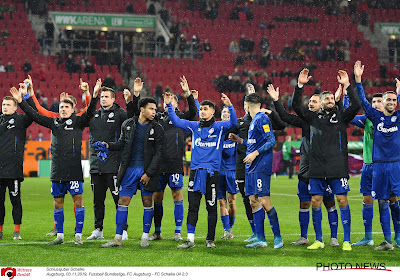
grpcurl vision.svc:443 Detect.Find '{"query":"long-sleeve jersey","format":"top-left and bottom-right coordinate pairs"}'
top-left (356, 82), bottom-right (400, 163)
top-left (244, 111), bottom-right (276, 174)
top-left (221, 138), bottom-right (237, 171)
top-left (167, 103), bottom-right (237, 171)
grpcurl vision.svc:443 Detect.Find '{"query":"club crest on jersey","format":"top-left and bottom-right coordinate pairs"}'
top-left (150, 128), bottom-right (154, 135)
top-left (109, 112), bottom-right (114, 118)
top-left (381, 117), bottom-right (385, 121)
top-left (209, 128), bottom-right (214, 135)
top-left (127, 126), bottom-right (131, 130)
top-left (95, 114), bottom-right (99, 118)
top-left (66, 119), bottom-right (73, 125)
top-left (8, 118), bottom-right (14, 124)
top-left (330, 113), bottom-right (338, 123)
top-left (392, 116), bottom-right (397, 122)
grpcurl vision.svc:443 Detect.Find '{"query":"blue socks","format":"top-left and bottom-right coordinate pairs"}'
top-left (174, 200), bottom-right (184, 234)
top-left (187, 223), bottom-right (196, 234)
top-left (389, 200), bottom-right (400, 240)
top-left (299, 208), bottom-right (310, 239)
top-left (229, 216), bottom-right (236, 229)
top-left (116, 205), bottom-right (128, 235)
top-left (75, 206), bottom-right (85, 234)
top-left (363, 202), bottom-right (374, 240)
top-left (221, 215), bottom-right (230, 232)
top-left (312, 207), bottom-right (323, 242)
top-left (54, 208), bottom-right (64, 234)
top-left (326, 206), bottom-right (338, 239)
top-left (339, 205), bottom-right (351, 242)
top-left (143, 207), bottom-right (154, 234)
top-left (249, 220), bottom-right (256, 235)
top-left (253, 207), bottom-right (265, 241)
top-left (153, 203), bottom-right (163, 234)
top-left (379, 200), bottom-right (392, 243)
top-left (267, 207), bottom-right (281, 238)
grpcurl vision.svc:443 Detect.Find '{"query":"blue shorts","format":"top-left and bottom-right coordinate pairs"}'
top-left (309, 178), bottom-right (350, 196)
top-left (218, 170), bottom-right (239, 199)
top-left (297, 178), bottom-right (335, 202)
top-left (156, 173), bottom-right (184, 193)
top-left (360, 163), bottom-right (373, 196)
top-left (120, 167), bottom-right (153, 198)
top-left (245, 172), bottom-right (271, 197)
top-left (51, 181), bottom-right (83, 198)
top-left (372, 162), bottom-right (400, 200)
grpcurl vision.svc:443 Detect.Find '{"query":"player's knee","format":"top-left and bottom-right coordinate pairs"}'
top-left (118, 196), bottom-right (130, 206)
top-left (142, 196), bottom-right (153, 207)
top-left (172, 189), bottom-right (183, 201)
top-left (336, 195), bottom-right (348, 207)
top-left (153, 192), bottom-right (163, 204)
top-left (311, 196), bottom-right (323, 208)
top-left (300, 201), bottom-right (311, 209)
top-left (363, 195), bottom-right (374, 204)
top-left (323, 199), bottom-right (335, 208)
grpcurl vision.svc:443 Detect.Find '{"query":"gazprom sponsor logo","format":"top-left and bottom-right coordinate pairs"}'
top-left (377, 122), bottom-right (398, 133)
top-left (194, 138), bottom-right (217, 147)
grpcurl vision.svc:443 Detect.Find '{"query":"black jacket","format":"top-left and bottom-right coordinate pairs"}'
top-left (231, 111), bottom-right (286, 179)
top-left (0, 100), bottom-right (35, 180)
top-left (108, 117), bottom-right (164, 192)
top-left (156, 94), bottom-right (197, 174)
top-left (88, 98), bottom-right (138, 175)
top-left (19, 96), bottom-right (98, 182)
top-left (292, 85), bottom-right (361, 179)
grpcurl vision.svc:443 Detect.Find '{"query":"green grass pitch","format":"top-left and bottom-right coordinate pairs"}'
top-left (1, 175), bottom-right (399, 267)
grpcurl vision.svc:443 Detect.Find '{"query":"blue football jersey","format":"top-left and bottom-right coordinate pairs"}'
top-left (221, 139), bottom-right (237, 171)
top-left (167, 104), bottom-right (237, 171)
top-left (246, 112), bottom-right (275, 174)
top-left (356, 82), bottom-right (400, 162)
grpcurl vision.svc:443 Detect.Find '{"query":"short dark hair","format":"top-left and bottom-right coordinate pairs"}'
top-left (3, 96), bottom-right (17, 106)
top-left (372, 93), bottom-right (383, 98)
top-left (244, 93), bottom-right (260, 104)
top-left (101, 86), bottom-right (116, 98)
top-left (199, 100), bottom-right (215, 109)
top-left (138, 97), bottom-right (157, 109)
top-left (319, 91), bottom-right (333, 99)
top-left (383, 91), bottom-right (396, 98)
top-left (67, 95), bottom-right (77, 106)
top-left (60, 99), bottom-right (74, 107)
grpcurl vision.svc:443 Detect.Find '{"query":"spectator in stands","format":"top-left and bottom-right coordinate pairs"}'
top-left (354, 39), bottom-right (362, 48)
top-left (243, 2), bottom-right (253, 20)
top-left (38, 32), bottom-right (49, 55)
top-left (239, 34), bottom-right (248, 53)
top-left (45, 18), bottom-right (55, 48)
top-left (380, 63), bottom-right (388, 78)
top-left (23, 59), bottom-right (32, 75)
top-left (0, 61), bottom-right (5, 72)
top-left (229, 40), bottom-right (239, 53)
top-left (36, 64), bottom-right (47, 81)
top-left (147, 1), bottom-right (156, 15)
top-left (270, 70), bottom-right (278, 77)
top-left (126, 1), bottom-right (134, 14)
top-left (0, 11), bottom-right (4, 20)
top-left (5, 61), bottom-right (15, 72)
top-left (203, 39), bottom-right (211, 52)
top-left (260, 35), bottom-right (269, 53)
top-left (0, 28), bottom-right (9, 38)
top-left (65, 54), bottom-right (75, 73)
top-left (122, 51), bottom-right (132, 82)
top-left (102, 74), bottom-right (116, 89)
top-left (83, 62), bottom-right (95, 73)
top-left (247, 38), bottom-right (255, 53)
top-left (154, 82), bottom-right (163, 102)
top-left (50, 98), bottom-right (59, 113)
top-left (35, 132), bottom-right (45, 141)
top-left (27, 133), bottom-right (33, 141)
top-left (230, 6), bottom-right (241, 20)
top-left (234, 54), bottom-right (244, 66)
top-left (282, 44), bottom-right (292, 60)
top-left (191, 35), bottom-right (200, 58)
top-left (179, 34), bottom-right (187, 58)
top-left (359, 1), bottom-right (369, 26)
top-left (280, 68), bottom-right (292, 77)
top-left (41, 97), bottom-right (48, 110)
top-left (259, 53), bottom-right (269, 68)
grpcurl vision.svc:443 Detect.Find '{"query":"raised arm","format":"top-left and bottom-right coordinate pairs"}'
top-left (165, 93), bottom-right (196, 132)
top-left (180, 91), bottom-right (198, 120)
top-left (219, 93), bottom-right (237, 130)
top-left (292, 69), bottom-right (315, 122)
top-left (353, 61), bottom-right (377, 122)
top-left (268, 83), bottom-right (302, 128)
top-left (10, 86), bottom-right (53, 129)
